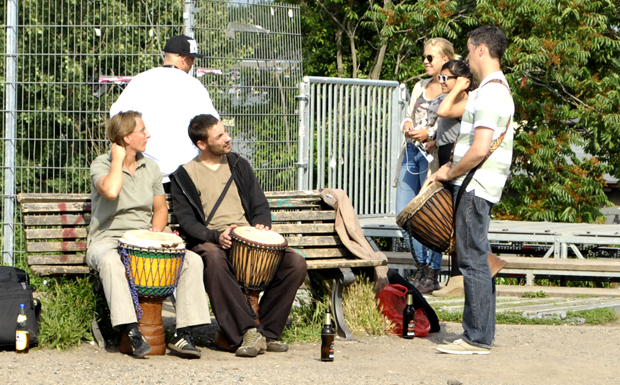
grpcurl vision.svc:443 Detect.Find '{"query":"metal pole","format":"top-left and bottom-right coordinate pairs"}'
top-left (3, 0), bottom-right (18, 265)
top-left (297, 78), bottom-right (309, 190)
top-left (183, 0), bottom-right (195, 76)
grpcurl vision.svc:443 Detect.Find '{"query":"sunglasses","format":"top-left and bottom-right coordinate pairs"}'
top-left (421, 54), bottom-right (434, 63)
top-left (437, 74), bottom-right (458, 82)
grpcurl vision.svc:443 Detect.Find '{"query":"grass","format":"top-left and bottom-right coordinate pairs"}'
top-left (342, 276), bottom-right (395, 336)
top-left (38, 276), bottom-right (96, 350)
top-left (281, 276), bottom-right (394, 343)
top-left (435, 307), bottom-right (618, 326)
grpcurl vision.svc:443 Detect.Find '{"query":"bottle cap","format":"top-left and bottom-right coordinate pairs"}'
top-left (20, 303), bottom-right (25, 308)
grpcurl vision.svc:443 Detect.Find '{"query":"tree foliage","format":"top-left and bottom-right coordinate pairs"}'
top-left (286, 0), bottom-right (620, 223)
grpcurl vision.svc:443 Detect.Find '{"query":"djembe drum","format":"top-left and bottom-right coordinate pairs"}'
top-left (396, 181), bottom-right (455, 255)
top-left (117, 230), bottom-right (185, 355)
top-left (228, 226), bottom-right (288, 321)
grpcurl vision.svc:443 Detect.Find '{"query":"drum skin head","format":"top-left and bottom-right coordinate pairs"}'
top-left (232, 226), bottom-right (286, 245)
top-left (120, 230), bottom-right (184, 248)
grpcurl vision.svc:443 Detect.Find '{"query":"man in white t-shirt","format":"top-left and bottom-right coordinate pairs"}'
top-left (110, 35), bottom-right (219, 184)
top-left (426, 26), bottom-right (515, 355)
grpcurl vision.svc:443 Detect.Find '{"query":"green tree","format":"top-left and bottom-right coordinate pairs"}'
top-left (287, 0), bottom-right (620, 223)
top-left (479, 0), bottom-right (620, 223)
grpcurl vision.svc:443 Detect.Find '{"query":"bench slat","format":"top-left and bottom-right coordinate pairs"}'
top-left (25, 228), bottom-right (88, 240)
top-left (272, 223), bottom-right (335, 234)
top-left (17, 193), bottom-right (91, 203)
top-left (271, 210), bottom-right (336, 222)
top-left (21, 202), bottom-right (92, 213)
top-left (291, 247), bottom-right (352, 259)
top-left (30, 265), bottom-right (90, 276)
top-left (264, 190), bottom-right (322, 199)
top-left (267, 198), bottom-right (321, 209)
top-left (26, 241), bottom-right (87, 253)
top-left (23, 214), bottom-right (91, 226)
top-left (28, 255), bottom-right (86, 265)
top-left (307, 258), bottom-right (386, 270)
top-left (286, 235), bottom-right (341, 247)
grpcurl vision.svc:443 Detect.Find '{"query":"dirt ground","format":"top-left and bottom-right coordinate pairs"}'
top-left (2, 318), bottom-right (619, 385)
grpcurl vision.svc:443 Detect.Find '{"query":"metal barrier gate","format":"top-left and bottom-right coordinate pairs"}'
top-left (297, 77), bottom-right (408, 217)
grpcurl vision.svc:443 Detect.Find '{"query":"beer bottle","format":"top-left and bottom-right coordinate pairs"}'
top-left (321, 309), bottom-right (335, 361)
top-left (402, 291), bottom-right (415, 339)
top-left (16, 303), bottom-right (30, 353)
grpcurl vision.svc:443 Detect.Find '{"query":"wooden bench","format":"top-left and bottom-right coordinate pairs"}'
top-left (385, 251), bottom-right (620, 286)
top-left (17, 190), bottom-right (386, 340)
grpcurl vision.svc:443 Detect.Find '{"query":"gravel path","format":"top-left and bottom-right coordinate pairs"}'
top-left (2, 320), bottom-right (619, 385)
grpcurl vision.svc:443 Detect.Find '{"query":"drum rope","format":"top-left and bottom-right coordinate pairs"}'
top-left (118, 245), bottom-right (144, 321)
top-left (405, 222), bottom-right (428, 270)
top-left (242, 286), bottom-right (260, 320)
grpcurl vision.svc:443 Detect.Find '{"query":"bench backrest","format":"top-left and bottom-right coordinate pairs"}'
top-left (18, 190), bottom-right (363, 276)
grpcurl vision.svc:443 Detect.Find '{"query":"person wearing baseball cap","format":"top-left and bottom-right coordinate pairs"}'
top-left (164, 35), bottom-right (206, 58)
top-left (110, 34), bottom-right (219, 184)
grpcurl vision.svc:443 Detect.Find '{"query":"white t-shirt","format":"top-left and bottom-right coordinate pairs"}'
top-left (110, 67), bottom-right (220, 182)
top-left (453, 71), bottom-right (514, 203)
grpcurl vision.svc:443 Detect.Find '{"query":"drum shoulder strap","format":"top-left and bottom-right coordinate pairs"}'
top-left (206, 175), bottom-right (235, 226)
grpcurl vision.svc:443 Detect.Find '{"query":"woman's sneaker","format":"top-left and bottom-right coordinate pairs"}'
top-left (126, 325), bottom-right (152, 358)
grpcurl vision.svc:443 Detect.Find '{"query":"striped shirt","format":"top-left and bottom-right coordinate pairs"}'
top-left (453, 72), bottom-right (515, 203)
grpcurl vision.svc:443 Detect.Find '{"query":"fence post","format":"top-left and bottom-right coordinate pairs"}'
top-left (184, 0), bottom-right (195, 77)
top-left (3, 0), bottom-right (18, 266)
top-left (297, 77), bottom-right (310, 190)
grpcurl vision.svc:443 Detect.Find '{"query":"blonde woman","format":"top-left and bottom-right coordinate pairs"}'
top-left (86, 111), bottom-right (210, 358)
top-left (396, 38), bottom-right (459, 294)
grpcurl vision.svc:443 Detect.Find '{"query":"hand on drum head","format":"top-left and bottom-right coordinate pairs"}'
top-left (254, 223), bottom-right (270, 231)
top-left (424, 163), bottom-right (452, 192)
top-left (219, 224), bottom-right (238, 249)
top-left (148, 226), bottom-right (162, 232)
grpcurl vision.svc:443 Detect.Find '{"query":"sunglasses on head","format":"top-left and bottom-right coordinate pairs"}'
top-left (421, 54), bottom-right (434, 63)
top-left (437, 74), bottom-right (458, 82)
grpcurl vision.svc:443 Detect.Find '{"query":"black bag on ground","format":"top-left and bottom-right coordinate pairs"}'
top-left (0, 267), bottom-right (41, 349)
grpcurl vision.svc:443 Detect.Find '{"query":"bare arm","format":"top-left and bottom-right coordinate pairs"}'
top-left (95, 143), bottom-right (126, 200)
top-left (424, 127), bottom-right (494, 187)
top-left (150, 195), bottom-right (168, 232)
top-left (437, 77), bottom-right (471, 119)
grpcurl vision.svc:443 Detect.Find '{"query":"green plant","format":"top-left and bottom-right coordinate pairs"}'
top-left (280, 295), bottom-right (329, 344)
top-left (523, 290), bottom-right (548, 298)
top-left (569, 308), bottom-right (618, 325)
top-left (436, 307), bottom-right (618, 326)
top-left (39, 276), bottom-right (96, 350)
top-left (281, 275), bottom-right (394, 343)
top-left (343, 276), bottom-right (395, 336)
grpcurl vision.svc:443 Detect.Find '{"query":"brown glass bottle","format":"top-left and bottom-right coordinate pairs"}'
top-left (16, 303), bottom-right (30, 353)
top-left (321, 309), bottom-right (335, 361)
top-left (402, 291), bottom-right (415, 339)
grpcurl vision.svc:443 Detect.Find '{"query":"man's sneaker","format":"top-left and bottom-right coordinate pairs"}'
top-left (436, 339), bottom-right (490, 355)
top-left (126, 326), bottom-right (152, 358)
top-left (442, 334), bottom-right (462, 344)
top-left (235, 328), bottom-right (266, 358)
top-left (168, 330), bottom-right (201, 359)
top-left (266, 340), bottom-right (289, 352)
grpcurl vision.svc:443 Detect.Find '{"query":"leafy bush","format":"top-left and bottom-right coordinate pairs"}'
top-left (38, 277), bottom-right (96, 350)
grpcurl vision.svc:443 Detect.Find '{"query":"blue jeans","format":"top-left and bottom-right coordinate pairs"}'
top-left (453, 185), bottom-right (496, 349)
top-left (396, 142), bottom-right (442, 270)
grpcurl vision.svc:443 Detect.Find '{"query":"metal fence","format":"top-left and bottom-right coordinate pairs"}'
top-left (1, 0), bottom-right (302, 266)
top-left (297, 77), bottom-right (408, 217)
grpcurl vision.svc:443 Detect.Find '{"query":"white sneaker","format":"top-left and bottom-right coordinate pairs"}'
top-left (436, 339), bottom-right (490, 355)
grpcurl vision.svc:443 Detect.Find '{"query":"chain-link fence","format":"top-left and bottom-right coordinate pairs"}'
top-left (1, 0), bottom-right (302, 266)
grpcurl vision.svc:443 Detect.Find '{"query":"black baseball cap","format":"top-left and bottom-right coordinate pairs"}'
top-left (163, 35), bottom-right (205, 58)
